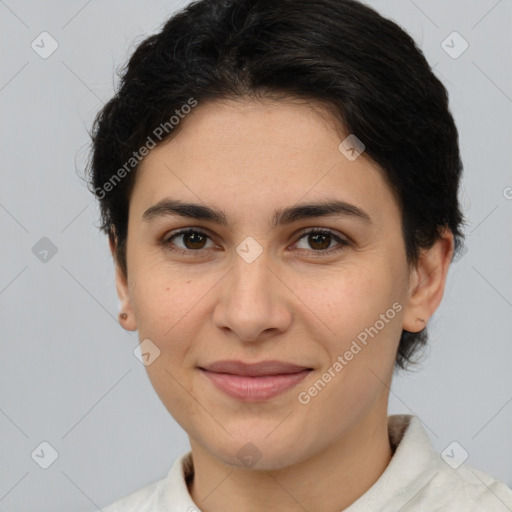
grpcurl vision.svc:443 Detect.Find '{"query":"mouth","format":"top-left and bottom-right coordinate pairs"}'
top-left (198, 360), bottom-right (313, 402)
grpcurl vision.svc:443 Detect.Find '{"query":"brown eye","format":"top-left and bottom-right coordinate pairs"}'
top-left (164, 229), bottom-right (214, 254)
top-left (180, 231), bottom-right (208, 250)
top-left (307, 232), bottom-right (332, 250)
top-left (294, 228), bottom-right (348, 254)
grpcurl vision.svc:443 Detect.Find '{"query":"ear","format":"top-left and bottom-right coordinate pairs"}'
top-left (109, 235), bottom-right (137, 331)
top-left (402, 227), bottom-right (455, 333)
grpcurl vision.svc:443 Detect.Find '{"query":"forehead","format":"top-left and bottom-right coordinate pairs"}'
top-left (131, 97), bottom-right (400, 228)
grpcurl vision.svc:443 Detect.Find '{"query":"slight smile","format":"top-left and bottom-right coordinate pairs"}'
top-left (198, 360), bottom-right (314, 402)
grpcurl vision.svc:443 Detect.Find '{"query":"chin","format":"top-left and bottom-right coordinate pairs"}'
top-left (211, 436), bottom-right (311, 472)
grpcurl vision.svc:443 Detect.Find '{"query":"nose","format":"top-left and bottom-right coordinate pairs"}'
top-left (212, 249), bottom-right (292, 342)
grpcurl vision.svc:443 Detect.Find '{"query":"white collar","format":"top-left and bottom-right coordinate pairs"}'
top-left (107, 414), bottom-right (512, 510)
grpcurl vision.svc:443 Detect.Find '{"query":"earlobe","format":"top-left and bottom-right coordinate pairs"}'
top-left (402, 228), bottom-right (454, 333)
top-left (109, 235), bottom-right (137, 331)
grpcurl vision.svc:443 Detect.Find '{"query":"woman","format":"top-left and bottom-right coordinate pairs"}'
top-left (86, 0), bottom-right (512, 510)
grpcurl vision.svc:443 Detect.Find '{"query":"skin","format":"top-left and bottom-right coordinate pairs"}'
top-left (110, 97), bottom-right (454, 512)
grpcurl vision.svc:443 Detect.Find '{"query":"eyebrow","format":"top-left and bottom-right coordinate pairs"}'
top-left (142, 198), bottom-right (373, 227)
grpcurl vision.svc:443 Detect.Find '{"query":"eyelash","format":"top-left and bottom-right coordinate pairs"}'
top-left (161, 227), bottom-right (349, 257)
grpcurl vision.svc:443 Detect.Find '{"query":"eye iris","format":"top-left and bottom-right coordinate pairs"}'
top-left (183, 231), bottom-right (207, 250)
top-left (309, 232), bottom-right (331, 250)
top-left (175, 231), bottom-right (336, 251)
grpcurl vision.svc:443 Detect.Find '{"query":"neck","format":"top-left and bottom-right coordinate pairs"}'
top-left (187, 410), bottom-right (393, 512)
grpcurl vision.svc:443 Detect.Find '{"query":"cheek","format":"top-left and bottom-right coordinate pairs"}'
top-left (298, 278), bottom-right (402, 430)
top-left (130, 268), bottom-right (204, 425)
top-left (129, 260), bottom-right (210, 339)
top-left (295, 261), bottom-right (400, 336)
top-left (300, 261), bottom-right (404, 390)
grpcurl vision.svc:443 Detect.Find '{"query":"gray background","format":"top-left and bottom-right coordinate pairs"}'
top-left (0, 0), bottom-right (511, 510)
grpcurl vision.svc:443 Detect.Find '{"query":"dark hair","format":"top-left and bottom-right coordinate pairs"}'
top-left (85, 0), bottom-right (466, 372)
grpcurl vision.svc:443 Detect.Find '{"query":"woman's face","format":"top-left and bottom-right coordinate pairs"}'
top-left (116, 97), bottom-right (425, 470)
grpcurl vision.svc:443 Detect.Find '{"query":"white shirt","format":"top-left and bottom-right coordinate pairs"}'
top-left (103, 414), bottom-right (512, 511)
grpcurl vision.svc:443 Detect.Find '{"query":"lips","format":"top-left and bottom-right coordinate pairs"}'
top-left (199, 359), bottom-right (312, 377)
top-left (198, 360), bottom-right (313, 401)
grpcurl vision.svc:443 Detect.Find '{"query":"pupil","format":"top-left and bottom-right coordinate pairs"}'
top-left (310, 233), bottom-right (330, 250)
top-left (181, 232), bottom-right (332, 251)
top-left (185, 232), bottom-right (206, 249)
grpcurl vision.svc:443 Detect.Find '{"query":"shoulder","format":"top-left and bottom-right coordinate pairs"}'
top-left (101, 451), bottom-right (194, 511)
top-left (427, 460), bottom-right (512, 510)
top-left (351, 415), bottom-right (512, 511)
top-left (102, 477), bottom-right (165, 512)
